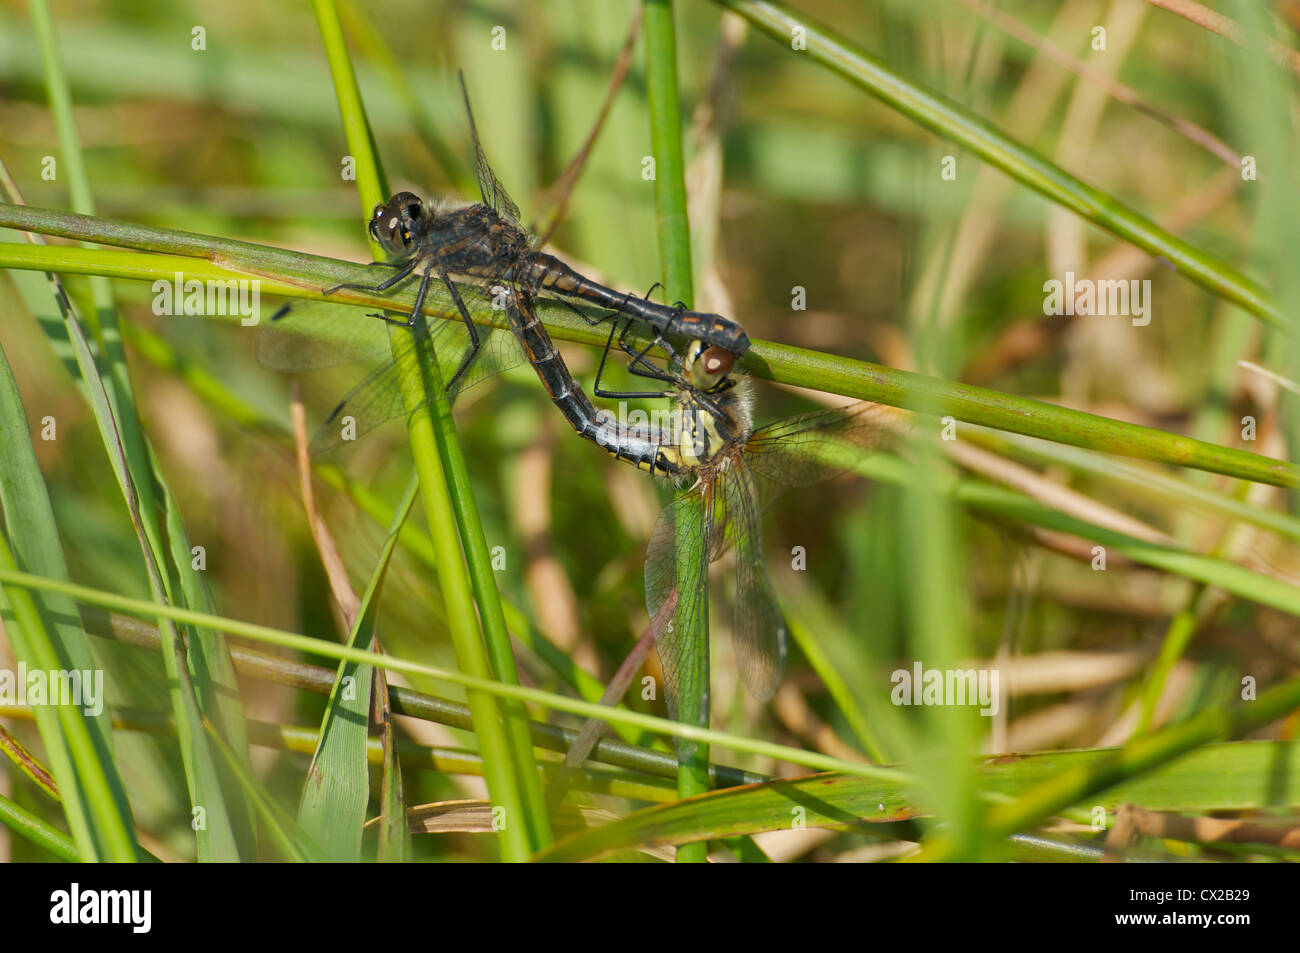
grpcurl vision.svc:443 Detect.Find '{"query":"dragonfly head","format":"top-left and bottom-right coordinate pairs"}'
top-left (369, 191), bottom-right (427, 257)
top-left (683, 340), bottom-right (737, 393)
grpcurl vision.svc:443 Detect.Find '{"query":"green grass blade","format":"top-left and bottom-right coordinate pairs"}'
top-left (0, 224), bottom-right (1296, 490)
top-left (0, 532), bottom-right (136, 861)
top-left (785, 615), bottom-right (888, 764)
top-left (535, 738), bottom-right (1300, 861)
top-left (0, 343), bottom-right (137, 860)
top-left (0, 565), bottom-right (918, 783)
top-left (312, 0), bottom-right (546, 857)
top-left (716, 0), bottom-right (1280, 328)
top-left (336, 0), bottom-right (471, 195)
top-left (203, 716), bottom-right (322, 863)
top-left (644, 0), bottom-right (695, 307)
top-left (298, 470), bottom-right (417, 861)
top-left (29, 0), bottom-right (252, 859)
top-left (375, 681), bottom-right (413, 863)
top-left (0, 788), bottom-right (79, 862)
top-left (921, 677), bottom-right (1300, 860)
top-left (644, 0), bottom-right (710, 863)
top-left (754, 337), bottom-right (1300, 488)
top-left (312, 0), bottom-right (386, 212)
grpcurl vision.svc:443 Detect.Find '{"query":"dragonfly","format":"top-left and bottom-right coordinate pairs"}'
top-left (623, 343), bottom-right (903, 743)
top-left (257, 276), bottom-right (747, 468)
top-left (261, 72), bottom-right (749, 454)
top-left (345, 74), bottom-right (751, 378)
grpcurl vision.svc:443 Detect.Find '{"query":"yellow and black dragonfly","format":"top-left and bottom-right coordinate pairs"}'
top-left (627, 344), bottom-right (903, 746)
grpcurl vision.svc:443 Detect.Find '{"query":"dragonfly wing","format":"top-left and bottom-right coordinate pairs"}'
top-left (645, 488), bottom-right (710, 730)
top-left (306, 315), bottom-right (525, 454)
top-left (719, 461), bottom-right (787, 701)
top-left (255, 299), bottom-right (392, 371)
top-left (744, 400), bottom-right (902, 488)
top-left (458, 73), bottom-right (523, 225)
top-left (308, 356), bottom-right (409, 455)
top-left (443, 322), bottom-right (528, 402)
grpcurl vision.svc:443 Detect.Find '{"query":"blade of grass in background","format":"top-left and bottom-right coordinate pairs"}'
top-left (28, 0), bottom-right (252, 859)
top-left (917, 675), bottom-right (1300, 861)
top-left (643, 0), bottom-right (712, 863)
top-left (298, 471), bottom-right (418, 860)
top-left (0, 564), bottom-right (916, 783)
top-left (0, 347), bottom-right (137, 861)
top-left (312, 0), bottom-right (549, 856)
top-left (336, 0), bottom-right (472, 197)
top-left (535, 737), bottom-right (1300, 861)
top-left (716, 0), bottom-right (1281, 328)
top-left (0, 788), bottom-right (79, 862)
top-left (1, 229), bottom-right (1296, 491)
top-left (54, 614), bottom-right (763, 793)
top-left (1229, 0), bottom-right (1300, 509)
top-left (203, 716), bottom-right (322, 863)
top-left (374, 657), bottom-right (413, 862)
top-left (902, 132), bottom-right (981, 856)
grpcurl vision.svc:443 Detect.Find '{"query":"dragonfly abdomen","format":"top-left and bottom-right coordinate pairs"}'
top-left (587, 420), bottom-right (677, 475)
top-left (526, 254), bottom-right (750, 357)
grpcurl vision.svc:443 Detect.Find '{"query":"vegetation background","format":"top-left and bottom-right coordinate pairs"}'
top-left (0, 0), bottom-right (1297, 863)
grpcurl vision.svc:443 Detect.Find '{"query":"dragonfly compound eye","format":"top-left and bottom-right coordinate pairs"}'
top-left (368, 192), bottom-right (423, 254)
top-left (401, 198), bottom-right (424, 224)
top-left (701, 346), bottom-right (734, 378)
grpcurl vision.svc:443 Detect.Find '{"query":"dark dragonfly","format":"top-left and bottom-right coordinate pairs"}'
top-left (259, 271), bottom-right (681, 466)
top-left (344, 74), bottom-right (750, 382)
top-left (260, 73), bottom-right (746, 455)
top-left (625, 344), bottom-right (902, 741)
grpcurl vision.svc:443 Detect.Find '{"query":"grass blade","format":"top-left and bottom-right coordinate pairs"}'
top-left (716, 0), bottom-right (1281, 327)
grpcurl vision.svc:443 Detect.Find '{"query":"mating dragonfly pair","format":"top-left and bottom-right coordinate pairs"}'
top-left (261, 74), bottom-right (893, 730)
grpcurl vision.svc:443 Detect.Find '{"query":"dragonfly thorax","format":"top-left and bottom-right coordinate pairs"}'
top-left (671, 375), bottom-right (753, 471)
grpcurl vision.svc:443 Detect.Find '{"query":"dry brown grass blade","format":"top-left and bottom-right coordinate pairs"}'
top-left (964, 164), bottom-right (1242, 384)
top-left (1142, 0), bottom-right (1300, 78)
top-left (544, 588), bottom-right (678, 810)
top-left (399, 799), bottom-right (675, 860)
top-left (534, 6), bottom-right (642, 246)
top-left (945, 438), bottom-right (1176, 546)
top-left (1105, 802), bottom-right (1300, 858)
top-left (289, 385), bottom-right (360, 629)
top-left (959, 0), bottom-right (1241, 165)
top-left (513, 436), bottom-right (588, 668)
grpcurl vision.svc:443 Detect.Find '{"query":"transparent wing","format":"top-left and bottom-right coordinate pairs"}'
top-left (255, 269), bottom-right (493, 372)
top-left (268, 308), bottom-right (528, 456)
top-left (458, 72), bottom-right (522, 225)
top-left (744, 400), bottom-right (903, 488)
top-left (718, 461), bottom-right (787, 701)
top-left (644, 488), bottom-right (711, 743)
top-left (256, 299), bottom-right (392, 371)
top-left (308, 359), bottom-right (408, 456)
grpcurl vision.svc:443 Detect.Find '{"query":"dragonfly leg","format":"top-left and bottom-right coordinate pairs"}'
top-left (322, 255), bottom-right (420, 296)
top-left (692, 389), bottom-right (730, 422)
top-left (615, 316), bottom-right (680, 383)
top-left (367, 262), bottom-right (434, 330)
top-left (554, 294), bottom-right (611, 329)
top-left (438, 271), bottom-right (482, 392)
top-left (593, 319), bottom-right (675, 400)
top-left (618, 283), bottom-right (682, 368)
